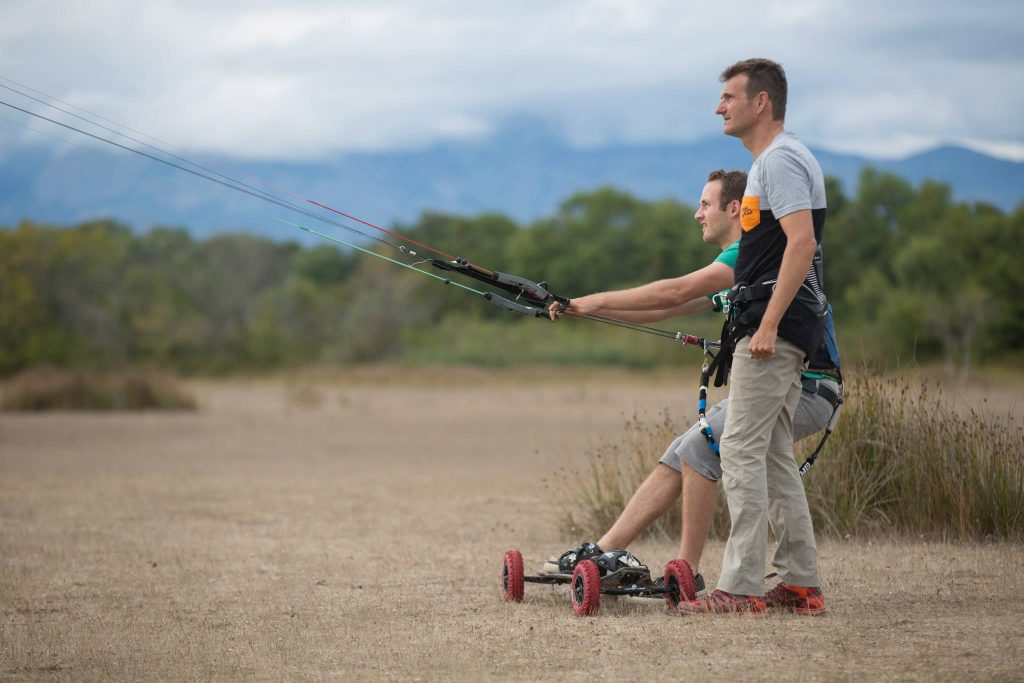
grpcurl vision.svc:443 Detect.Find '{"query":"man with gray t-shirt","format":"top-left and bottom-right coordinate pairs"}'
top-left (678, 58), bottom-right (828, 616)
top-left (543, 171), bottom-right (841, 593)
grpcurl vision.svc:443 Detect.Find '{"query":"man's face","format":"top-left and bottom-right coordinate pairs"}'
top-left (694, 181), bottom-right (733, 246)
top-left (716, 74), bottom-right (756, 138)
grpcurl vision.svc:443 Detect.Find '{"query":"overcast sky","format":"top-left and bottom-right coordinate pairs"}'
top-left (2, 0), bottom-right (1022, 161)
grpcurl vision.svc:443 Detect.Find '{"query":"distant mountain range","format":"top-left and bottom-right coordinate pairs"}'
top-left (2, 122), bottom-right (1022, 239)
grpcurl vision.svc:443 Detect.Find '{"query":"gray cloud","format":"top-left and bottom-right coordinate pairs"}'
top-left (1, 0), bottom-right (1021, 160)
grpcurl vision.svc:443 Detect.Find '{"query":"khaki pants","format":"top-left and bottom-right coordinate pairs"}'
top-left (717, 336), bottom-right (821, 596)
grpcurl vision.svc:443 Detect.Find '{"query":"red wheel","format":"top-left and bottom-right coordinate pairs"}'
top-left (663, 559), bottom-right (697, 609)
top-left (570, 559), bottom-right (601, 616)
top-left (502, 550), bottom-right (524, 602)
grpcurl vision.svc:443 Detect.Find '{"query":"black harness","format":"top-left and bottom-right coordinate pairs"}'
top-left (697, 358), bottom-right (844, 476)
top-left (698, 280), bottom-right (843, 475)
top-left (707, 276), bottom-right (828, 389)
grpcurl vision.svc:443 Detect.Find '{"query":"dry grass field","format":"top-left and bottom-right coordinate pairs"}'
top-left (2, 367), bottom-right (1023, 681)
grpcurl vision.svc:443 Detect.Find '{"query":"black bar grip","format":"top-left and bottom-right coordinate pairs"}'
top-left (483, 292), bottom-right (547, 319)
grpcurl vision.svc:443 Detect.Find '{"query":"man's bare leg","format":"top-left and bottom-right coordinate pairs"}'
top-left (678, 462), bottom-right (718, 571)
top-left (597, 464), bottom-right (680, 550)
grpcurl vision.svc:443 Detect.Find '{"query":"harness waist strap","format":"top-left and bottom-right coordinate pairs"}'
top-left (730, 282), bottom-right (774, 305)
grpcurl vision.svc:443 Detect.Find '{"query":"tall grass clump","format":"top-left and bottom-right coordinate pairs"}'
top-left (555, 367), bottom-right (1023, 542)
top-left (0, 367), bottom-right (197, 411)
top-left (549, 408), bottom-right (686, 543)
top-left (803, 369), bottom-right (1023, 540)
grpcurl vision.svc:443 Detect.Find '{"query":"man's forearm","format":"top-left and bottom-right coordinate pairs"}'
top-left (598, 297), bottom-right (715, 323)
top-left (575, 262), bottom-right (734, 315)
top-left (587, 277), bottom-right (700, 312)
top-left (551, 262), bottom-right (734, 321)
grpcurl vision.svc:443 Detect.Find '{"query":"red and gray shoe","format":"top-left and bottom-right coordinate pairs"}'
top-left (765, 582), bottom-right (826, 616)
top-left (675, 589), bottom-right (766, 616)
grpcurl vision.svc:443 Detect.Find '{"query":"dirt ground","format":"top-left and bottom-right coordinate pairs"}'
top-left (2, 368), bottom-right (1023, 681)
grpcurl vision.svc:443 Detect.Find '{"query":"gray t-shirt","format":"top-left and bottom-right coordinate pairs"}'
top-left (743, 131), bottom-right (826, 221)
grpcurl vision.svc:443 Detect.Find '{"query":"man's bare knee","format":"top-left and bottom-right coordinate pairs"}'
top-left (632, 463), bottom-right (680, 503)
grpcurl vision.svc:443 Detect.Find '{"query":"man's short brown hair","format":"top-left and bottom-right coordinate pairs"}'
top-left (720, 58), bottom-right (787, 121)
top-left (706, 169), bottom-right (747, 209)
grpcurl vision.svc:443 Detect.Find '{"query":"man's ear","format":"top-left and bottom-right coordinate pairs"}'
top-left (728, 199), bottom-right (741, 217)
top-left (754, 90), bottom-right (770, 117)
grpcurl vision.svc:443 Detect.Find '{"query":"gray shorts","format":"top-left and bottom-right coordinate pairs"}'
top-left (659, 380), bottom-right (838, 481)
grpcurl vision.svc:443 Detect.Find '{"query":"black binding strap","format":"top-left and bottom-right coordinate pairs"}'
top-left (797, 377), bottom-right (844, 474)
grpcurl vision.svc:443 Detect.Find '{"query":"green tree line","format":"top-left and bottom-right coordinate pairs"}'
top-left (2, 168), bottom-right (1021, 376)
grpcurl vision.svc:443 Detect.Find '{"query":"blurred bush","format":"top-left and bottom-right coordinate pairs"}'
top-left (1, 367), bottom-right (197, 411)
top-left (3, 174), bottom-right (1022, 376)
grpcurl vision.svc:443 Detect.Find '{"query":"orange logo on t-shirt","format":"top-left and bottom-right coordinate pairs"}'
top-left (741, 195), bottom-right (760, 232)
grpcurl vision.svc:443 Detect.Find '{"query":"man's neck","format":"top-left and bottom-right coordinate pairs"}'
top-left (742, 121), bottom-right (785, 158)
top-left (718, 228), bottom-right (742, 251)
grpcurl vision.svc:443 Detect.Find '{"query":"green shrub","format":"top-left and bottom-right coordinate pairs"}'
top-left (0, 367), bottom-right (197, 411)
top-left (554, 367), bottom-right (1023, 541)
